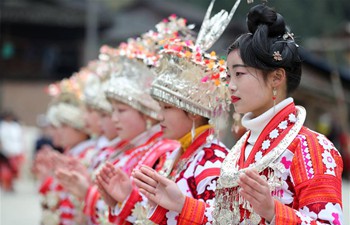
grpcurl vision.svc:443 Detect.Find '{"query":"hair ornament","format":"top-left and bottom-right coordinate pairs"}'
top-left (282, 32), bottom-right (294, 41)
top-left (273, 51), bottom-right (283, 61)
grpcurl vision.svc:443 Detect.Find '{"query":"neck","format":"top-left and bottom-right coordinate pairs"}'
top-left (178, 124), bottom-right (211, 151)
top-left (130, 124), bottom-right (161, 146)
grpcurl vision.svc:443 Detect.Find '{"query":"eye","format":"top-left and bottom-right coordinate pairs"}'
top-left (226, 71), bottom-right (231, 80)
top-left (236, 72), bottom-right (244, 76)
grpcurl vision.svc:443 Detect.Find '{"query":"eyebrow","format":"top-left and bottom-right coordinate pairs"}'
top-left (231, 64), bottom-right (247, 69)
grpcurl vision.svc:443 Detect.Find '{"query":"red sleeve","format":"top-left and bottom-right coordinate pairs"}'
top-left (39, 176), bottom-right (53, 194)
top-left (274, 199), bottom-right (301, 224)
top-left (82, 185), bottom-right (100, 219)
top-left (116, 187), bottom-right (142, 220)
top-left (148, 205), bottom-right (169, 224)
top-left (177, 196), bottom-right (206, 225)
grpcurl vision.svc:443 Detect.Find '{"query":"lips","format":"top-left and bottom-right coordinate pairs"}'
top-left (231, 96), bottom-right (240, 103)
top-left (160, 125), bottom-right (166, 131)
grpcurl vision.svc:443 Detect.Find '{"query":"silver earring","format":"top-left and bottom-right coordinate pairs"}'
top-left (272, 88), bottom-right (277, 113)
top-left (191, 119), bottom-right (195, 142)
top-left (146, 119), bottom-right (152, 130)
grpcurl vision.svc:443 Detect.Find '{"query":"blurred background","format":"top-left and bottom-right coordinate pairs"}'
top-left (0, 0), bottom-right (349, 224)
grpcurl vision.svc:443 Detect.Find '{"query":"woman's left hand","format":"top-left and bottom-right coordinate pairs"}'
top-left (237, 169), bottom-right (275, 222)
top-left (132, 165), bottom-right (185, 213)
top-left (55, 169), bottom-right (90, 199)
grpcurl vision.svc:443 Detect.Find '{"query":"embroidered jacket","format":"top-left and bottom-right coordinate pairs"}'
top-left (39, 139), bottom-right (96, 225)
top-left (182, 101), bottom-right (344, 225)
top-left (83, 138), bottom-right (131, 225)
top-left (84, 125), bottom-right (179, 225)
top-left (110, 139), bottom-right (180, 224)
top-left (107, 130), bottom-right (181, 225)
top-left (147, 128), bottom-right (229, 225)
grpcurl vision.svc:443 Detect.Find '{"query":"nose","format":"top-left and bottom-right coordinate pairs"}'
top-left (111, 111), bottom-right (119, 123)
top-left (228, 79), bottom-right (237, 92)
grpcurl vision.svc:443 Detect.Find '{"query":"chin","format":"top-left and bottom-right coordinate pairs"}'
top-left (162, 131), bottom-right (171, 139)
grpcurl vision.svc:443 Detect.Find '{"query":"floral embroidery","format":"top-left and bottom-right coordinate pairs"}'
top-left (278, 120), bottom-right (288, 129)
top-left (299, 206), bottom-right (317, 221)
top-left (322, 150), bottom-right (336, 176)
top-left (253, 112), bottom-right (297, 164)
top-left (289, 113), bottom-right (297, 122)
top-left (207, 179), bottom-right (217, 191)
top-left (205, 199), bottom-right (215, 224)
top-left (255, 151), bottom-right (263, 161)
top-left (318, 203), bottom-right (342, 225)
top-left (269, 129), bottom-right (279, 139)
top-left (296, 210), bottom-right (313, 225)
top-left (299, 135), bottom-right (314, 179)
top-left (281, 156), bottom-right (292, 169)
top-left (317, 134), bottom-right (335, 151)
top-left (262, 140), bottom-right (271, 150)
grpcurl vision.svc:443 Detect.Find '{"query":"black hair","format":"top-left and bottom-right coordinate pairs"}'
top-left (228, 4), bottom-right (302, 95)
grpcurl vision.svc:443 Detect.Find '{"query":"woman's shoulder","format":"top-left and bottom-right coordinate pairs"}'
top-left (291, 126), bottom-right (343, 177)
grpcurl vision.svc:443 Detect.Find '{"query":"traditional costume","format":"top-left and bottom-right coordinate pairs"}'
top-left (213, 98), bottom-right (343, 225)
top-left (84, 25), bottom-right (186, 224)
top-left (39, 76), bottom-right (96, 225)
top-left (125, 1), bottom-right (241, 223)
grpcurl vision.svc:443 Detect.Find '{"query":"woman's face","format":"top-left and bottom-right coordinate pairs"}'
top-left (159, 102), bottom-right (193, 140)
top-left (226, 50), bottom-right (273, 117)
top-left (98, 111), bottom-right (119, 141)
top-left (48, 125), bottom-right (62, 148)
top-left (84, 106), bottom-right (103, 136)
top-left (57, 124), bottom-right (85, 149)
top-left (110, 101), bottom-right (146, 141)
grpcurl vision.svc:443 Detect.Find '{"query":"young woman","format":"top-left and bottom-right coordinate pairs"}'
top-left (135, 4), bottom-right (344, 225)
top-left (91, 37), bottom-right (182, 224)
top-left (54, 61), bottom-right (134, 225)
top-left (130, 35), bottom-right (232, 224)
top-left (38, 78), bottom-right (97, 225)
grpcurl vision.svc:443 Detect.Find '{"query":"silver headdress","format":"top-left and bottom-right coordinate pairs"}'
top-left (105, 15), bottom-right (195, 120)
top-left (46, 74), bottom-right (87, 131)
top-left (104, 38), bottom-right (163, 120)
top-left (105, 56), bottom-right (162, 120)
top-left (151, 0), bottom-right (242, 120)
top-left (82, 60), bottom-right (113, 114)
top-left (46, 104), bottom-right (61, 128)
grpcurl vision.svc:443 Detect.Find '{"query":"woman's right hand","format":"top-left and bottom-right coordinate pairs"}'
top-left (132, 165), bottom-right (185, 213)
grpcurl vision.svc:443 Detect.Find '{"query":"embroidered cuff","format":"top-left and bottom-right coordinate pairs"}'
top-left (148, 205), bottom-right (168, 224)
top-left (112, 187), bottom-right (141, 220)
top-left (274, 199), bottom-right (299, 224)
top-left (178, 196), bottom-right (206, 225)
top-left (83, 185), bottom-right (99, 216)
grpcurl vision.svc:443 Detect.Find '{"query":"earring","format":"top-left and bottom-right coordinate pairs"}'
top-left (232, 112), bottom-right (242, 134)
top-left (191, 119), bottom-right (196, 142)
top-left (272, 88), bottom-right (277, 113)
top-left (272, 88), bottom-right (277, 105)
top-left (146, 119), bottom-right (152, 130)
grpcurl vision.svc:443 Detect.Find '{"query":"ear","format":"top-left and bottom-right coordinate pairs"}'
top-left (269, 68), bottom-right (286, 88)
top-left (188, 113), bottom-right (202, 122)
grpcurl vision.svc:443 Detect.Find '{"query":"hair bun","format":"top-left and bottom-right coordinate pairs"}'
top-left (247, 4), bottom-right (286, 37)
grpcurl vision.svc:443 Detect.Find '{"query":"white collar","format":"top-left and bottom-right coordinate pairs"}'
top-left (108, 136), bottom-right (122, 147)
top-left (130, 124), bottom-right (161, 147)
top-left (242, 97), bottom-right (293, 146)
top-left (69, 139), bottom-right (95, 156)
